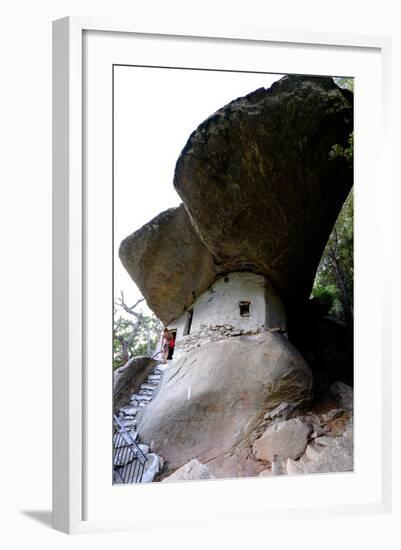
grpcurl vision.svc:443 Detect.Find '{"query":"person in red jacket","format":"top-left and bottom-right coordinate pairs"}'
top-left (162, 328), bottom-right (174, 362)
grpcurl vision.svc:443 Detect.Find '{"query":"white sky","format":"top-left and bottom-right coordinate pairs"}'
top-left (114, 67), bottom-right (282, 317)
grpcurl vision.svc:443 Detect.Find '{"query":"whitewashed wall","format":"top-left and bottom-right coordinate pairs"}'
top-left (167, 272), bottom-right (286, 356)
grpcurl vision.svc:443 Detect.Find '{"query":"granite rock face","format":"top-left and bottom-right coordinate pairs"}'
top-left (119, 204), bottom-right (217, 325)
top-left (113, 356), bottom-right (159, 412)
top-left (174, 75), bottom-right (353, 312)
top-left (252, 417), bottom-right (311, 462)
top-left (120, 76), bottom-right (352, 322)
top-left (136, 331), bottom-right (313, 476)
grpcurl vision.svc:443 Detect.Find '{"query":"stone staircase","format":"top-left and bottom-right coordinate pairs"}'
top-left (114, 361), bottom-right (169, 483)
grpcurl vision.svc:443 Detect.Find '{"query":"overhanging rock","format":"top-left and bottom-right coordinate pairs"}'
top-left (174, 75), bottom-right (353, 310)
top-left (120, 75), bottom-right (353, 322)
top-left (119, 204), bottom-right (218, 325)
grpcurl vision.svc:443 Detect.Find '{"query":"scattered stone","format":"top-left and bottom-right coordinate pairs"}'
top-left (253, 418), bottom-right (311, 462)
top-left (141, 453), bottom-right (160, 483)
top-left (321, 408), bottom-right (344, 423)
top-left (286, 424), bottom-right (353, 475)
top-left (314, 436), bottom-right (332, 446)
top-left (162, 459), bottom-right (214, 482)
top-left (264, 402), bottom-right (296, 422)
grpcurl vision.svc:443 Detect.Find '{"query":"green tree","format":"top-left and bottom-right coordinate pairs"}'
top-left (113, 293), bottom-right (163, 370)
top-left (334, 77), bottom-right (354, 92)
top-left (312, 76), bottom-right (354, 324)
top-left (312, 191), bottom-right (353, 324)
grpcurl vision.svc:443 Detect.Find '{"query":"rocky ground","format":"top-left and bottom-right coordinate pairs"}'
top-left (113, 362), bottom-right (168, 483)
top-left (114, 341), bottom-right (353, 483)
top-left (253, 380), bottom-right (353, 477)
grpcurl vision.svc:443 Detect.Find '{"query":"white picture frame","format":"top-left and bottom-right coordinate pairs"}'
top-left (52, 16), bottom-right (392, 534)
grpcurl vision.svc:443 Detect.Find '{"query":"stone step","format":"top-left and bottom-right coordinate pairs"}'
top-left (154, 367), bottom-right (168, 374)
top-left (138, 402), bottom-right (147, 407)
top-left (140, 383), bottom-right (157, 391)
top-left (119, 418), bottom-right (136, 429)
top-left (138, 390), bottom-right (154, 397)
top-left (120, 406), bottom-right (140, 416)
top-left (147, 374), bottom-right (161, 381)
top-left (156, 362), bottom-right (170, 371)
top-left (135, 394), bottom-right (152, 402)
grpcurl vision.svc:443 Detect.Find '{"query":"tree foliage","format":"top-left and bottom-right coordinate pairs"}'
top-left (312, 191), bottom-right (353, 324)
top-left (113, 293), bottom-right (163, 370)
top-left (311, 76), bottom-right (354, 325)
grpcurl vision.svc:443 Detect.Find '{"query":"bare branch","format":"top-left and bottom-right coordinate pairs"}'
top-left (115, 291), bottom-right (145, 318)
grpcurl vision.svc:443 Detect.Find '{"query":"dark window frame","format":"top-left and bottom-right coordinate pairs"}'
top-left (239, 301), bottom-right (251, 317)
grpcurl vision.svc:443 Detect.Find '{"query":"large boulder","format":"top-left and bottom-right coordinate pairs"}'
top-left (113, 356), bottom-right (159, 412)
top-left (252, 417), bottom-right (311, 462)
top-left (119, 204), bottom-right (217, 325)
top-left (174, 75), bottom-right (353, 310)
top-left (136, 331), bottom-right (312, 477)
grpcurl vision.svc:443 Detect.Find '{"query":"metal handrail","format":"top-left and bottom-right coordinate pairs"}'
top-left (113, 414), bottom-right (147, 483)
top-left (113, 351), bottom-right (163, 400)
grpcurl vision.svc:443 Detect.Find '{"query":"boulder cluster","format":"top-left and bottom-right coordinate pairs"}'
top-left (114, 349), bottom-right (353, 481)
top-left (119, 75), bottom-right (353, 325)
top-left (116, 75), bottom-right (354, 482)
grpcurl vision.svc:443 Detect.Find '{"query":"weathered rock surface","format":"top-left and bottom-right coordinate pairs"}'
top-left (113, 356), bottom-right (159, 411)
top-left (162, 459), bottom-right (214, 482)
top-left (174, 75), bottom-right (353, 311)
top-left (252, 418), bottom-right (311, 462)
top-left (119, 76), bottom-right (352, 323)
top-left (141, 453), bottom-right (160, 483)
top-left (136, 331), bottom-right (312, 476)
top-left (119, 204), bottom-right (217, 325)
top-left (286, 422), bottom-right (353, 475)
